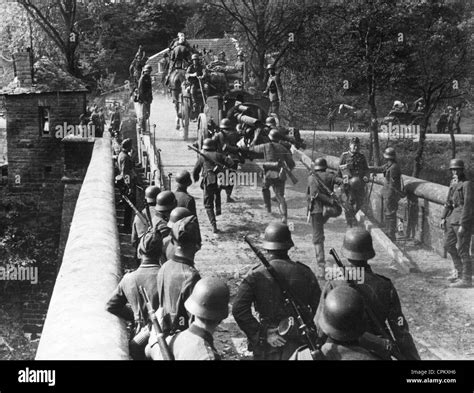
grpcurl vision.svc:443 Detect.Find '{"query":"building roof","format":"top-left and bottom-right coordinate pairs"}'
top-left (188, 37), bottom-right (241, 60)
top-left (1, 57), bottom-right (88, 95)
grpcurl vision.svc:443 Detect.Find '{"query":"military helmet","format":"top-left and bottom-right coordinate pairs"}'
top-left (314, 158), bottom-right (327, 171)
top-left (191, 53), bottom-right (200, 61)
top-left (348, 176), bottom-right (364, 192)
top-left (265, 116), bottom-right (277, 127)
top-left (383, 147), bottom-right (396, 160)
top-left (350, 137), bottom-right (360, 145)
top-left (268, 129), bottom-right (281, 142)
top-left (267, 64), bottom-right (275, 70)
top-left (155, 191), bottom-right (177, 212)
top-left (237, 50), bottom-right (244, 57)
top-left (342, 228), bottom-right (375, 261)
top-left (262, 222), bottom-right (294, 251)
top-left (171, 215), bottom-right (200, 245)
top-left (220, 118), bottom-right (232, 130)
top-left (167, 207), bottom-right (193, 228)
top-left (145, 185), bottom-right (161, 204)
top-left (203, 138), bottom-right (216, 151)
top-left (318, 286), bottom-right (366, 342)
top-left (175, 170), bottom-right (192, 186)
top-left (137, 230), bottom-right (163, 259)
top-left (121, 138), bottom-right (132, 150)
top-left (185, 277), bottom-right (230, 321)
top-left (143, 64), bottom-right (152, 71)
top-left (449, 158), bottom-right (464, 170)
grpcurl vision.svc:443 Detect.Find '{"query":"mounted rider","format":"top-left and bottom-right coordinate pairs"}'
top-left (166, 32), bottom-right (194, 86)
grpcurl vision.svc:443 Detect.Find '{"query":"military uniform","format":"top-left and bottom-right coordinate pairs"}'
top-left (214, 129), bottom-right (242, 201)
top-left (249, 141), bottom-right (295, 222)
top-left (307, 169), bottom-right (342, 273)
top-left (117, 149), bottom-right (137, 232)
top-left (192, 150), bottom-right (233, 230)
top-left (131, 205), bottom-right (155, 250)
top-left (264, 74), bottom-right (283, 116)
top-left (338, 150), bottom-right (369, 226)
top-left (156, 255), bottom-right (201, 334)
top-left (442, 174), bottom-right (473, 286)
top-left (175, 188), bottom-right (197, 215)
top-left (369, 161), bottom-right (402, 240)
top-left (315, 267), bottom-right (420, 360)
top-left (185, 62), bottom-right (205, 112)
top-left (137, 70), bottom-right (152, 131)
top-left (232, 257), bottom-right (321, 360)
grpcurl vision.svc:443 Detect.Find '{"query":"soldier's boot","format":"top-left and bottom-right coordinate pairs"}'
top-left (206, 208), bottom-right (219, 233)
top-left (215, 192), bottom-right (222, 216)
top-left (279, 198), bottom-right (288, 224)
top-left (450, 258), bottom-right (472, 288)
top-left (225, 186), bottom-right (235, 203)
top-left (314, 243), bottom-right (326, 279)
top-left (262, 189), bottom-right (272, 213)
top-left (448, 255), bottom-right (463, 283)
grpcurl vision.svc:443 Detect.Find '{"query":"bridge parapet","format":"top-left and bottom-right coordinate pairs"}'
top-left (36, 135), bottom-right (129, 360)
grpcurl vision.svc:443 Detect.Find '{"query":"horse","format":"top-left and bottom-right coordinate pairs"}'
top-left (338, 104), bottom-right (371, 132)
top-left (167, 68), bottom-right (187, 130)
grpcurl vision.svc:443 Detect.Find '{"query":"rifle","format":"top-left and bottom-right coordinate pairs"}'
top-left (116, 176), bottom-right (151, 228)
top-left (279, 159), bottom-right (298, 185)
top-left (139, 287), bottom-right (174, 361)
top-left (187, 145), bottom-right (237, 173)
top-left (328, 248), bottom-right (406, 360)
top-left (244, 235), bottom-right (325, 360)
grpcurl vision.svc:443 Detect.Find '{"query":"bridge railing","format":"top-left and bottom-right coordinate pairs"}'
top-left (36, 135), bottom-right (129, 360)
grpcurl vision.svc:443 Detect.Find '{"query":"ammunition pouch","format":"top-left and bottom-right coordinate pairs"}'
top-left (323, 204), bottom-right (342, 219)
top-left (277, 317), bottom-right (300, 341)
top-left (263, 161), bottom-right (281, 180)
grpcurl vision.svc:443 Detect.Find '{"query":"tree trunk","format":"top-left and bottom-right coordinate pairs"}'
top-left (412, 115), bottom-right (429, 178)
top-left (368, 72), bottom-right (380, 165)
top-left (449, 125), bottom-right (456, 158)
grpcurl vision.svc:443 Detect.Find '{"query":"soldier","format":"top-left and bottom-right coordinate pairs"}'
top-left (192, 138), bottom-right (234, 233)
top-left (263, 64), bottom-right (283, 117)
top-left (291, 286), bottom-right (381, 360)
top-left (213, 118), bottom-right (243, 203)
top-left (369, 147), bottom-right (403, 241)
top-left (316, 228), bottom-right (420, 360)
top-left (232, 222), bottom-right (321, 360)
top-left (244, 129), bottom-right (295, 224)
top-left (110, 106), bottom-right (121, 136)
top-left (117, 138), bottom-right (139, 233)
top-left (454, 106), bottom-right (462, 134)
top-left (440, 159), bottom-right (473, 288)
top-left (175, 170), bottom-right (197, 215)
top-left (147, 277), bottom-right (229, 360)
top-left (337, 137), bottom-right (369, 227)
top-left (137, 64), bottom-right (153, 132)
top-left (307, 158), bottom-right (343, 278)
top-left (106, 230), bottom-right (162, 360)
top-left (131, 185), bottom-right (161, 252)
top-left (185, 53), bottom-right (205, 115)
top-left (156, 216), bottom-right (202, 335)
top-left (166, 32), bottom-right (193, 85)
top-left (234, 51), bottom-right (247, 87)
top-left (152, 191), bottom-right (177, 239)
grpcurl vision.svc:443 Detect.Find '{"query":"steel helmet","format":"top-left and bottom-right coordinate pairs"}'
top-left (121, 138), bottom-right (132, 150)
top-left (171, 215), bottom-right (200, 245)
top-left (167, 207), bottom-right (193, 228)
top-left (175, 170), bottom-right (192, 186)
top-left (262, 222), bottom-right (294, 251)
top-left (267, 64), bottom-right (275, 70)
top-left (191, 53), bottom-right (200, 61)
top-left (145, 186), bottom-right (161, 204)
top-left (155, 191), bottom-right (177, 212)
top-left (449, 158), bottom-right (464, 170)
top-left (265, 116), bottom-right (277, 127)
top-left (137, 229), bottom-right (163, 259)
top-left (314, 158), bottom-right (327, 171)
top-left (220, 118), bottom-right (232, 130)
top-left (348, 176), bottom-right (364, 192)
top-left (383, 147), bottom-right (396, 160)
top-left (268, 129), bottom-right (281, 142)
top-left (342, 228), bottom-right (375, 261)
top-left (185, 277), bottom-right (230, 321)
top-left (318, 286), bottom-right (366, 342)
top-left (350, 137), bottom-right (360, 145)
top-left (203, 138), bottom-right (216, 151)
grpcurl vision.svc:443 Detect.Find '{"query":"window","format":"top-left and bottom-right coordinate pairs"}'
top-left (39, 106), bottom-right (50, 137)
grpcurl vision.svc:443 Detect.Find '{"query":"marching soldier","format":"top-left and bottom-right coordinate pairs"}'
top-left (175, 170), bottom-right (197, 215)
top-left (232, 222), bottom-right (321, 360)
top-left (337, 137), bottom-right (369, 227)
top-left (106, 230), bottom-right (162, 360)
top-left (213, 118), bottom-right (243, 203)
top-left (263, 64), bottom-right (283, 117)
top-left (316, 228), bottom-right (420, 360)
top-left (307, 158), bottom-right (343, 278)
top-left (291, 286), bottom-right (382, 360)
top-left (131, 185), bottom-right (160, 251)
top-left (147, 277), bottom-right (229, 360)
top-left (156, 216), bottom-right (202, 335)
top-left (152, 191), bottom-right (177, 238)
top-left (440, 159), bottom-right (473, 288)
top-left (185, 53), bottom-right (205, 115)
top-left (243, 129), bottom-right (295, 224)
top-left (137, 64), bottom-right (153, 132)
top-left (192, 138), bottom-right (234, 233)
top-left (369, 147), bottom-right (403, 241)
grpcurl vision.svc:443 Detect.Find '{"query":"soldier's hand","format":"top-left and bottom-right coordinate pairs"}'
top-left (440, 219), bottom-right (446, 230)
top-left (266, 328), bottom-right (287, 348)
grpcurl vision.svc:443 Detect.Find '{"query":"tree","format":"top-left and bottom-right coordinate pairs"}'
top-left (212, 0), bottom-right (312, 88)
top-left (391, 1), bottom-right (473, 177)
top-left (17, 0), bottom-right (80, 75)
